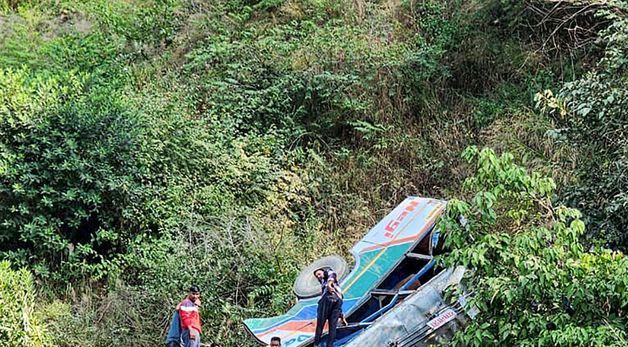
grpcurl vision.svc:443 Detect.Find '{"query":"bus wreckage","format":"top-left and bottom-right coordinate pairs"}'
top-left (244, 197), bottom-right (476, 346)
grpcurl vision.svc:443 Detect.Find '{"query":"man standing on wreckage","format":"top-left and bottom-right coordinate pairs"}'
top-left (313, 267), bottom-right (348, 347)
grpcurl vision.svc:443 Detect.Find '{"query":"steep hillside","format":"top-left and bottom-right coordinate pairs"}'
top-left (0, 0), bottom-right (625, 346)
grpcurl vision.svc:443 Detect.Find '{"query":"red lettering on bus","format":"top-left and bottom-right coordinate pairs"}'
top-left (384, 200), bottom-right (420, 238)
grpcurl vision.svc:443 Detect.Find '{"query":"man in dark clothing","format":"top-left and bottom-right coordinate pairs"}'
top-left (313, 268), bottom-right (343, 347)
top-left (165, 309), bottom-right (182, 347)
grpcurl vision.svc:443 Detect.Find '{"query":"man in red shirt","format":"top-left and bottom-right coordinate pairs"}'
top-left (177, 285), bottom-right (202, 347)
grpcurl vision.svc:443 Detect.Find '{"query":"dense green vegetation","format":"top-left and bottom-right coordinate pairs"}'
top-left (0, 261), bottom-right (51, 346)
top-left (441, 148), bottom-right (627, 345)
top-left (0, 0), bottom-right (625, 346)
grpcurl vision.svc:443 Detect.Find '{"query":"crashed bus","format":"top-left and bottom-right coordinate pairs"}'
top-left (244, 197), bottom-right (474, 347)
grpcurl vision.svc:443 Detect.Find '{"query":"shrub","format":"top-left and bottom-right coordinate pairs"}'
top-left (536, 10), bottom-right (628, 250)
top-left (0, 68), bottom-right (146, 279)
top-left (0, 261), bottom-right (51, 346)
top-left (440, 147), bottom-right (627, 346)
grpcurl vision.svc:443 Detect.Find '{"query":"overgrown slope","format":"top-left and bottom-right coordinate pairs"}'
top-left (0, 0), bottom-right (625, 346)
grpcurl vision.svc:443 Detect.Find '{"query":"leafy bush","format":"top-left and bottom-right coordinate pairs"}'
top-left (0, 65), bottom-right (289, 281)
top-left (0, 68), bottom-right (140, 278)
top-left (558, 13), bottom-right (627, 250)
top-left (536, 10), bottom-right (628, 250)
top-left (0, 261), bottom-right (51, 346)
top-left (440, 147), bottom-right (627, 346)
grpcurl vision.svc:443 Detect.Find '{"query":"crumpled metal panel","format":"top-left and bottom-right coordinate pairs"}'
top-left (343, 267), bottom-right (466, 347)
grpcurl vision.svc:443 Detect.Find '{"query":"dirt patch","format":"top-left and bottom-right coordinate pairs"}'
top-left (41, 11), bottom-right (93, 40)
top-left (0, 14), bottom-right (24, 41)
